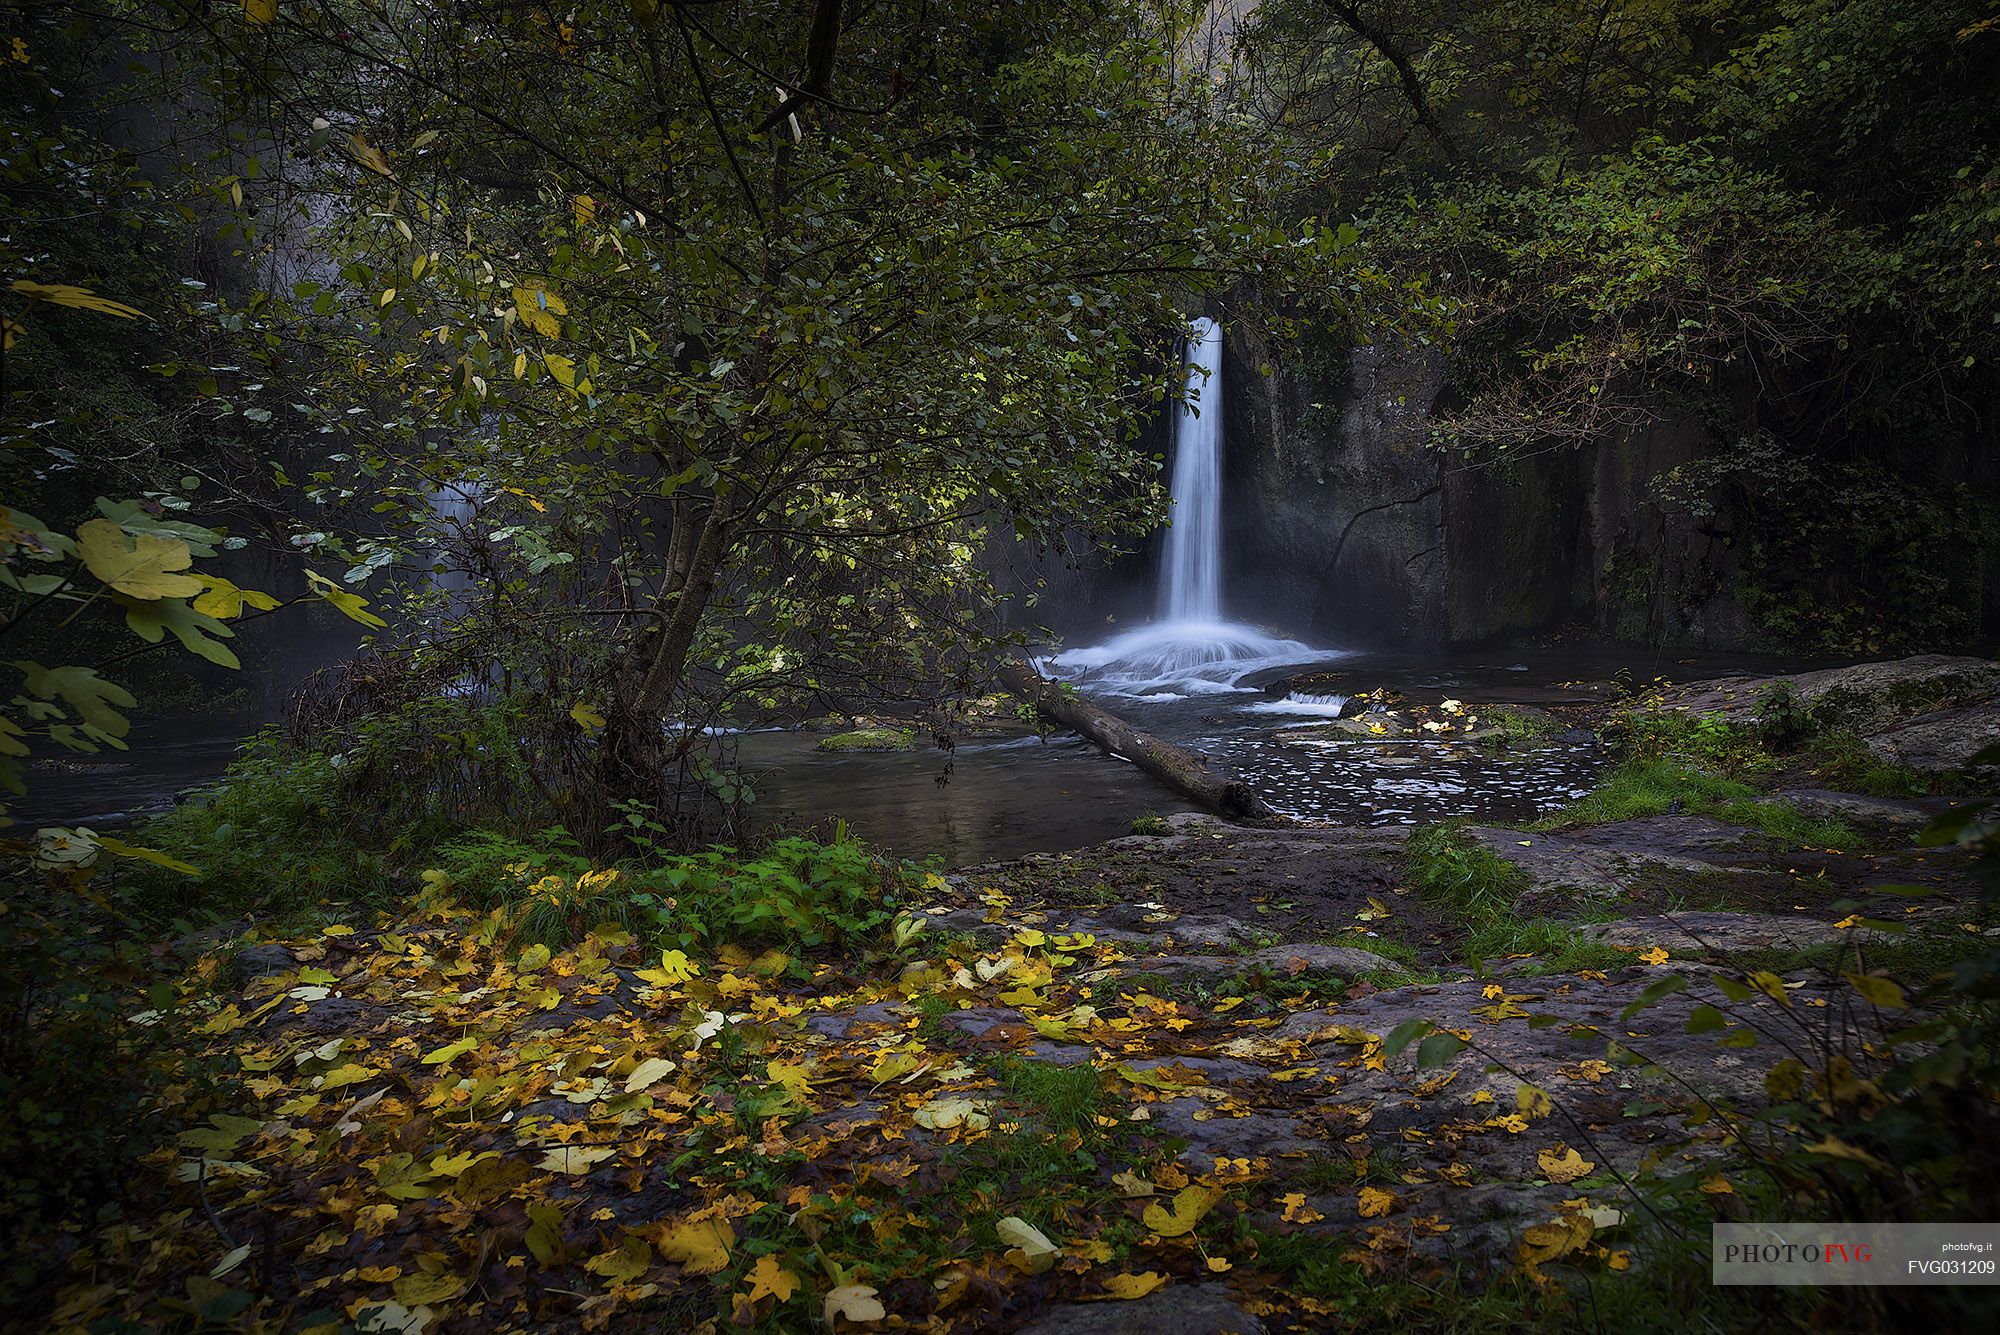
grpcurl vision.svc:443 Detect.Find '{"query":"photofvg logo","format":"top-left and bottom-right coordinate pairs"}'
top-left (1713, 1223), bottom-right (2000, 1286)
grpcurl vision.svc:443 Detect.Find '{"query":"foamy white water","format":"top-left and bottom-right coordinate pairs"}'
top-left (1042, 317), bottom-right (1347, 697)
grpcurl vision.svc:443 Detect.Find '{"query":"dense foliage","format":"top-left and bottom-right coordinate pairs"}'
top-left (1244, 0), bottom-right (2000, 650)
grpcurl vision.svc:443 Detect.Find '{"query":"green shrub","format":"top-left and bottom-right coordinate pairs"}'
top-left (432, 815), bottom-right (906, 955)
top-left (129, 729), bottom-right (395, 920)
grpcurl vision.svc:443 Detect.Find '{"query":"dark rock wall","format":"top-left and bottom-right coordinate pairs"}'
top-left (1220, 323), bottom-right (1781, 650)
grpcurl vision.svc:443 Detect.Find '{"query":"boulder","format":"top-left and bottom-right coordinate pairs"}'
top-left (1663, 654), bottom-right (2000, 735)
top-left (1864, 703), bottom-right (2000, 774)
top-left (1017, 1285), bottom-right (1267, 1335)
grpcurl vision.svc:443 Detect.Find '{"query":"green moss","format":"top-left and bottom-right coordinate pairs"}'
top-left (1802, 729), bottom-right (1933, 797)
top-left (814, 727), bottom-right (917, 752)
top-left (1129, 812), bottom-right (1172, 836)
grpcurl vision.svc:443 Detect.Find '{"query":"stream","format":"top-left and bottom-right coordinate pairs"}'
top-left (17, 646), bottom-right (1818, 867)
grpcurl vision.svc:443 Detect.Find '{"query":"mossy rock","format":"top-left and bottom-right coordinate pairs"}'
top-left (815, 728), bottom-right (918, 753)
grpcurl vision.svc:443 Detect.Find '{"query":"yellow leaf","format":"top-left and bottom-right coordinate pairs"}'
top-left (1515, 1083), bottom-right (1553, 1119)
top-left (1804, 1136), bottom-right (1890, 1172)
top-left (636, 949), bottom-right (699, 987)
top-left (76, 519), bottom-right (201, 599)
top-left (913, 1095), bottom-right (990, 1132)
top-left (10, 279), bottom-right (146, 320)
top-left (570, 701), bottom-right (607, 732)
top-left (822, 1283), bottom-right (884, 1324)
top-left (1748, 970), bottom-right (1793, 1007)
top-left (536, 1144), bottom-right (616, 1175)
top-left (348, 131), bottom-right (394, 177)
top-left (583, 1234), bottom-right (653, 1284)
top-left (518, 942), bottom-right (551, 972)
top-left (1141, 1184), bottom-right (1221, 1238)
top-left (243, 0), bottom-right (277, 24)
top-left (513, 284), bottom-right (568, 338)
top-left (1637, 946), bottom-right (1669, 966)
top-left (1843, 973), bottom-right (1907, 1010)
top-left (391, 1262), bottom-right (467, 1305)
top-left (419, 1036), bottom-right (477, 1066)
top-left (1110, 1170), bottom-right (1154, 1198)
top-left (1099, 1272), bottom-right (1167, 1299)
top-left (996, 1216), bottom-right (1059, 1275)
top-left (572, 194), bottom-right (598, 225)
top-left (654, 1216), bottom-right (733, 1274)
top-left (744, 1253), bottom-right (799, 1302)
top-left (1699, 1174), bottom-right (1733, 1195)
top-left (1357, 1186), bottom-right (1396, 1218)
top-left (305, 569), bottom-right (388, 627)
top-left (1536, 1146), bottom-right (1594, 1185)
top-left (1519, 1214), bottom-right (1594, 1265)
top-left (623, 1056), bottom-right (678, 1093)
top-left (1607, 1249), bottom-right (1631, 1271)
top-left (1205, 1255), bottom-right (1232, 1272)
top-left (1279, 1192), bottom-right (1325, 1224)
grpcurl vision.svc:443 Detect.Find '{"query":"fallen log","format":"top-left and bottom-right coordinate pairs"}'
top-left (997, 658), bottom-right (1284, 824)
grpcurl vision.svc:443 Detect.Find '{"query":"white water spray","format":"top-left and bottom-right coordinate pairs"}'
top-left (1044, 317), bottom-right (1340, 698)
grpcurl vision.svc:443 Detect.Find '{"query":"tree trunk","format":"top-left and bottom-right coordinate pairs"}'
top-left (997, 659), bottom-right (1284, 824)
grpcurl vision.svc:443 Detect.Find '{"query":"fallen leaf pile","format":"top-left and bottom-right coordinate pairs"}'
top-left (43, 889), bottom-right (1787, 1332)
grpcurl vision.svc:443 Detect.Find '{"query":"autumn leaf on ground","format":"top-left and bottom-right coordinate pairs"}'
top-left (1141, 1184), bottom-right (1221, 1237)
top-left (913, 1095), bottom-right (990, 1131)
top-left (1518, 1214), bottom-right (1595, 1267)
top-left (536, 1144), bottom-right (616, 1175)
top-left (1280, 1192), bottom-right (1325, 1224)
top-left (1110, 1169), bottom-right (1154, 1198)
top-left (623, 1056), bottom-right (678, 1092)
top-left (1357, 1186), bottom-right (1396, 1218)
top-left (636, 949), bottom-right (700, 987)
top-left (652, 1216), bottom-right (734, 1275)
top-left (997, 1216), bottom-right (1060, 1274)
top-left (583, 1235), bottom-right (653, 1284)
top-left (824, 1284), bottom-right (885, 1324)
top-left (745, 1254), bottom-right (799, 1303)
top-left (1098, 1272), bottom-right (1167, 1299)
top-left (1536, 1146), bottom-right (1595, 1185)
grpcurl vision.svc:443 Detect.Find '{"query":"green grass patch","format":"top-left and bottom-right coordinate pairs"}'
top-left (1129, 811), bottom-right (1172, 836)
top-left (814, 727), bottom-right (916, 752)
top-left (1407, 823), bottom-right (1527, 919)
top-left (1801, 728), bottom-right (1933, 797)
top-left (1539, 758), bottom-right (1856, 845)
top-left (1463, 919), bottom-right (1628, 975)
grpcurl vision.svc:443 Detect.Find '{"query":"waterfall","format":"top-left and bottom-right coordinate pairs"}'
top-left (1040, 316), bottom-right (1339, 698)
top-left (1159, 316), bottom-right (1223, 623)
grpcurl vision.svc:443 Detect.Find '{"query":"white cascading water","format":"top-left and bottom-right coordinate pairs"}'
top-left (1044, 317), bottom-right (1333, 698)
top-left (1159, 317), bottom-right (1224, 622)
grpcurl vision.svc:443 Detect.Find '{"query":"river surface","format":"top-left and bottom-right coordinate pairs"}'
top-left (16, 646), bottom-right (1819, 865)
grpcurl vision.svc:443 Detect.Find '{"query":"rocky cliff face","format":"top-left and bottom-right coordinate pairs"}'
top-left (1220, 323), bottom-right (1811, 650)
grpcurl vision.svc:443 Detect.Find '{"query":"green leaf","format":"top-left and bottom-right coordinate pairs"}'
top-left (1415, 1032), bottom-right (1467, 1069)
top-left (12, 661), bottom-right (137, 737)
top-left (1843, 973), bottom-right (1907, 1010)
top-left (1685, 1004), bottom-right (1728, 1034)
top-left (1619, 973), bottom-right (1688, 1021)
top-left (1383, 1017), bottom-right (1433, 1057)
top-left (119, 597), bottom-right (240, 668)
